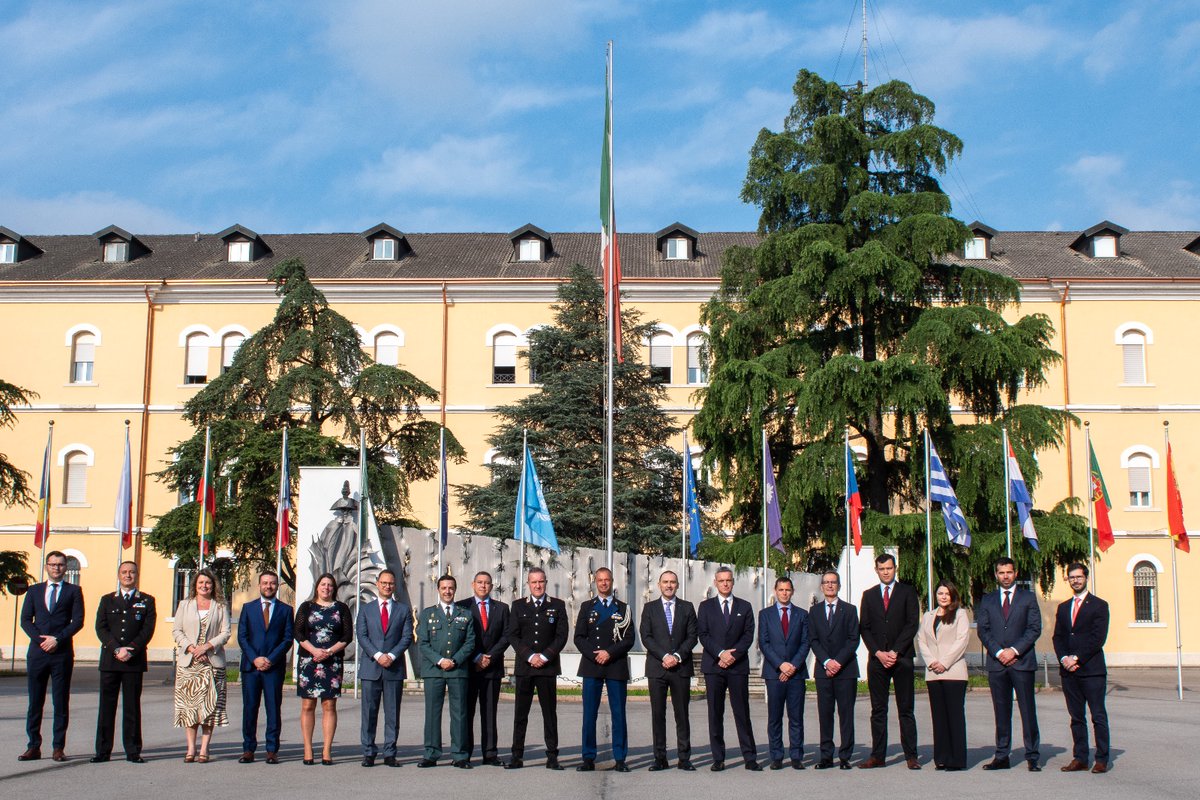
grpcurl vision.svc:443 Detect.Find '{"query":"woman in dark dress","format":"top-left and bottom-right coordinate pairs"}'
top-left (294, 572), bottom-right (353, 765)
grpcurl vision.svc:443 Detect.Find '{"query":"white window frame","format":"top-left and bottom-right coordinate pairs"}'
top-left (1119, 329), bottom-right (1148, 385)
top-left (1120, 446), bottom-right (1159, 510)
top-left (649, 331), bottom-right (673, 384)
top-left (0, 242), bottom-right (15, 263)
top-left (374, 331), bottom-right (401, 366)
top-left (665, 237), bottom-right (689, 260)
top-left (518, 238), bottom-right (543, 261)
top-left (686, 332), bottom-right (708, 385)
top-left (227, 241), bottom-right (251, 262)
top-left (184, 332), bottom-right (209, 385)
top-left (964, 236), bottom-right (988, 259)
top-left (221, 332), bottom-right (245, 373)
top-left (103, 241), bottom-right (128, 262)
top-left (70, 331), bottom-right (96, 384)
top-left (373, 237), bottom-right (396, 260)
top-left (1132, 560), bottom-right (1159, 623)
top-left (62, 450), bottom-right (90, 505)
top-left (1093, 234), bottom-right (1118, 258)
top-left (492, 332), bottom-right (518, 384)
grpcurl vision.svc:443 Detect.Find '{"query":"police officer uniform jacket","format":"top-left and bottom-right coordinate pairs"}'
top-left (574, 597), bottom-right (635, 680)
top-left (96, 590), bottom-right (157, 672)
top-left (506, 595), bottom-right (569, 677)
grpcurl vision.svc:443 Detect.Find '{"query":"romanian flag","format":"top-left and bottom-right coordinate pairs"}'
top-left (1088, 443), bottom-right (1115, 552)
top-left (34, 424), bottom-right (52, 549)
top-left (1166, 443), bottom-right (1191, 553)
top-left (276, 427), bottom-right (290, 551)
top-left (599, 44), bottom-right (623, 363)
top-left (196, 427), bottom-right (215, 557)
top-left (846, 445), bottom-right (863, 555)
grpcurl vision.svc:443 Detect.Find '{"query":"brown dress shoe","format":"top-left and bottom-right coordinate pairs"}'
top-left (265, 752), bottom-right (279, 764)
top-left (1091, 761), bottom-right (1108, 774)
top-left (906, 758), bottom-right (921, 770)
top-left (1060, 758), bottom-right (1089, 772)
top-left (238, 751), bottom-right (255, 763)
top-left (17, 748), bottom-right (41, 761)
top-left (52, 749), bottom-right (66, 762)
top-left (858, 757), bottom-right (885, 769)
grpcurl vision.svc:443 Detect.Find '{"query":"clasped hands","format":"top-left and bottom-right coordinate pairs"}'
top-left (717, 649), bottom-right (737, 669)
top-left (875, 649), bottom-right (898, 668)
top-left (38, 635), bottom-right (58, 653)
top-left (997, 647), bottom-right (1019, 667)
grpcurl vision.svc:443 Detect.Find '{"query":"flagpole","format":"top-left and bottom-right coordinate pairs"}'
top-left (198, 425), bottom-right (210, 570)
top-left (116, 420), bottom-right (130, 590)
top-left (602, 41), bottom-right (616, 573)
top-left (1002, 427), bottom-right (1013, 558)
top-left (1084, 423), bottom-right (1097, 594)
top-left (924, 428), bottom-right (933, 610)
top-left (438, 426), bottom-right (446, 576)
top-left (761, 428), bottom-right (769, 612)
top-left (681, 433), bottom-right (688, 561)
top-left (520, 428), bottom-right (528, 594)
top-left (1164, 421), bottom-right (1184, 701)
top-left (844, 426), bottom-right (852, 605)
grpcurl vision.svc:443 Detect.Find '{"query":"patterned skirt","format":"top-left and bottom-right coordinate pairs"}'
top-left (174, 660), bottom-right (228, 728)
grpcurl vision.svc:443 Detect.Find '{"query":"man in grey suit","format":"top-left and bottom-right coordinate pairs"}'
top-left (758, 576), bottom-right (810, 770)
top-left (639, 570), bottom-right (698, 771)
top-left (357, 570), bottom-right (413, 767)
top-left (976, 557), bottom-right (1042, 771)
top-left (809, 570), bottom-right (859, 770)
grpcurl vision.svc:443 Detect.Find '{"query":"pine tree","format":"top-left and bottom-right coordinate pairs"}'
top-left (458, 264), bottom-right (707, 555)
top-left (1, 378), bottom-right (36, 590)
top-left (694, 71), bottom-right (1087, 598)
top-left (148, 258), bottom-right (461, 585)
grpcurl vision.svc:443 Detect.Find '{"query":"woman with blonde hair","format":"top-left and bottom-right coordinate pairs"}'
top-left (172, 568), bottom-right (231, 762)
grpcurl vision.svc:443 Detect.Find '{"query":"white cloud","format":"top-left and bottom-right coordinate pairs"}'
top-left (0, 191), bottom-right (194, 235)
top-left (657, 11), bottom-right (795, 61)
top-left (358, 134), bottom-right (549, 199)
top-left (1082, 10), bottom-right (1142, 79)
top-left (1061, 154), bottom-right (1200, 230)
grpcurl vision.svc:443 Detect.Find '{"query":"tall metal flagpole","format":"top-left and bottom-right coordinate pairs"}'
top-left (355, 430), bottom-right (365, 699)
top-left (603, 41), bottom-right (615, 572)
top-left (198, 425), bottom-right (210, 571)
top-left (1002, 427), bottom-right (1013, 558)
top-left (844, 425), bottom-right (852, 604)
top-left (681, 433), bottom-right (688, 602)
top-left (437, 426), bottom-right (445, 575)
top-left (1164, 421), bottom-right (1184, 701)
top-left (1084, 423), bottom-right (1097, 594)
top-left (520, 428), bottom-right (528, 594)
top-left (924, 428), bottom-right (934, 610)
top-left (276, 426), bottom-right (286, 580)
top-left (761, 429), bottom-right (769, 612)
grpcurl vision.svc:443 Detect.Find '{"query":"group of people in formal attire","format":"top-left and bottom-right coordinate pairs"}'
top-left (17, 550), bottom-right (1112, 775)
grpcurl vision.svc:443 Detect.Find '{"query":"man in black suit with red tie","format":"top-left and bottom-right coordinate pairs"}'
top-left (809, 570), bottom-right (859, 770)
top-left (640, 570), bottom-right (698, 771)
top-left (19, 550), bottom-right (85, 762)
top-left (1053, 563), bottom-right (1111, 774)
top-left (857, 552), bottom-right (920, 770)
top-left (457, 571), bottom-right (510, 766)
top-left (92, 560), bottom-right (156, 763)
top-left (696, 567), bottom-right (758, 771)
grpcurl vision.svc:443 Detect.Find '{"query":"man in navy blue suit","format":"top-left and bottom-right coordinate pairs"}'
top-left (1053, 563), bottom-right (1111, 774)
top-left (19, 550), bottom-right (85, 762)
top-left (758, 576), bottom-right (810, 770)
top-left (696, 567), bottom-right (758, 771)
top-left (236, 570), bottom-right (294, 764)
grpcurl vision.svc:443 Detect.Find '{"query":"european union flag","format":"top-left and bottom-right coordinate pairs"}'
top-left (684, 438), bottom-right (702, 556)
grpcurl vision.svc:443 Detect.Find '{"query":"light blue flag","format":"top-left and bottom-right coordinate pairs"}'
top-left (684, 439), bottom-right (702, 556)
top-left (928, 440), bottom-right (971, 547)
top-left (515, 441), bottom-right (559, 553)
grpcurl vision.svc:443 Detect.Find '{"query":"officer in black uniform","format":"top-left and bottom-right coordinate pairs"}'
top-left (92, 561), bottom-right (156, 763)
top-left (504, 567), bottom-right (569, 770)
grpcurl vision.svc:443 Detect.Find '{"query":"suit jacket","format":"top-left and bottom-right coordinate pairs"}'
top-left (859, 581), bottom-right (919, 661)
top-left (574, 597), bottom-right (636, 680)
top-left (356, 597), bottom-right (414, 681)
top-left (457, 596), bottom-right (510, 678)
top-left (758, 602), bottom-right (810, 680)
top-left (808, 599), bottom-right (860, 681)
top-left (696, 594), bottom-right (755, 676)
top-left (417, 603), bottom-right (476, 679)
top-left (506, 595), bottom-right (569, 677)
top-left (172, 598), bottom-right (231, 668)
top-left (96, 590), bottom-right (156, 672)
top-left (916, 609), bottom-right (971, 681)
top-left (976, 587), bottom-right (1041, 672)
top-left (237, 597), bottom-right (295, 673)
top-left (21, 580), bottom-right (85, 660)
top-left (639, 597), bottom-right (698, 679)
top-left (1052, 593), bottom-right (1109, 677)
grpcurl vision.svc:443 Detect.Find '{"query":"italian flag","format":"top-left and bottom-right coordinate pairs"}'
top-left (600, 48), bottom-right (623, 363)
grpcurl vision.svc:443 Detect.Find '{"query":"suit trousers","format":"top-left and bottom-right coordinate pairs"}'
top-left (704, 671), bottom-right (756, 764)
top-left (360, 679), bottom-right (403, 758)
top-left (423, 675), bottom-right (468, 761)
top-left (241, 669), bottom-right (285, 753)
top-left (926, 680), bottom-right (967, 769)
top-left (95, 670), bottom-right (144, 757)
top-left (866, 656), bottom-right (917, 760)
top-left (465, 674), bottom-right (502, 760)
top-left (26, 653), bottom-right (73, 750)
top-left (1062, 672), bottom-right (1109, 763)
top-left (764, 678), bottom-right (805, 762)
top-left (647, 672), bottom-right (691, 763)
top-left (581, 677), bottom-right (628, 762)
top-left (815, 676), bottom-right (855, 763)
top-left (511, 675), bottom-right (558, 760)
top-left (987, 667), bottom-right (1040, 762)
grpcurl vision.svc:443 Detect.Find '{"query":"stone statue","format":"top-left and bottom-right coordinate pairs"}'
top-left (310, 481), bottom-right (381, 619)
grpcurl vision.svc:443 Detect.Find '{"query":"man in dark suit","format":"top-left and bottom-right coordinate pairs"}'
top-left (857, 552), bottom-right (920, 770)
top-left (458, 570), bottom-right (509, 766)
top-left (696, 566), bottom-right (758, 771)
top-left (505, 567), bottom-right (569, 770)
top-left (91, 560), bottom-right (156, 763)
top-left (640, 570), bottom-right (698, 771)
top-left (574, 567), bottom-right (635, 772)
top-left (236, 570), bottom-right (294, 764)
top-left (1053, 563), bottom-right (1110, 774)
top-left (19, 550), bottom-right (85, 762)
top-left (416, 575), bottom-right (476, 769)
top-left (758, 576), bottom-right (810, 770)
top-left (976, 556), bottom-right (1042, 771)
top-left (809, 570), bottom-right (859, 770)
top-left (357, 569), bottom-right (413, 767)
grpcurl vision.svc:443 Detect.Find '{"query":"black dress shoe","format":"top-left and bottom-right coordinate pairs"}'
top-left (505, 759), bottom-right (524, 769)
top-left (577, 759), bottom-right (596, 772)
top-left (418, 758), bottom-right (438, 768)
top-left (648, 760), bottom-right (670, 772)
top-left (482, 757), bottom-right (506, 767)
top-left (546, 759), bottom-right (564, 770)
top-left (678, 761), bottom-right (695, 771)
top-left (452, 760), bottom-right (473, 769)
top-left (90, 755), bottom-right (111, 763)
top-left (745, 761), bottom-right (762, 771)
top-left (613, 761), bottom-right (630, 772)
top-left (361, 756), bottom-right (375, 767)
top-left (982, 757), bottom-right (1011, 770)
top-left (791, 760), bottom-right (804, 770)
top-left (907, 758), bottom-right (921, 770)
top-left (710, 761), bottom-right (724, 772)
top-left (127, 755), bottom-right (146, 764)
top-left (815, 760), bottom-right (835, 770)
top-left (384, 756), bottom-right (400, 767)
top-left (303, 758), bottom-right (315, 766)
top-left (1027, 761), bottom-right (1041, 772)
top-left (839, 761), bottom-right (852, 770)
top-left (770, 760), bottom-right (784, 770)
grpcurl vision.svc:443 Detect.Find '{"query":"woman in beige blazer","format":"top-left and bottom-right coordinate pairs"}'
top-left (917, 579), bottom-right (970, 771)
top-left (172, 568), bottom-right (231, 762)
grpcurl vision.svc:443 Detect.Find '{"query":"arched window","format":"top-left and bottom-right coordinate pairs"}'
top-left (1120, 328), bottom-right (1147, 384)
top-left (64, 556), bottom-right (82, 585)
top-left (184, 332), bottom-right (209, 384)
top-left (62, 450), bottom-right (89, 504)
top-left (1133, 560), bottom-right (1159, 622)
top-left (686, 332), bottom-right (707, 385)
top-left (1126, 452), bottom-right (1153, 507)
top-left (221, 332), bottom-right (245, 374)
top-left (172, 557), bottom-right (197, 612)
top-left (374, 331), bottom-right (401, 366)
top-left (70, 331), bottom-right (96, 383)
top-left (649, 331), bottom-right (673, 384)
top-left (492, 332), bottom-right (517, 384)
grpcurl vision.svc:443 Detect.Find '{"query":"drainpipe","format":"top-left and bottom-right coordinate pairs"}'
top-left (134, 282), bottom-right (161, 566)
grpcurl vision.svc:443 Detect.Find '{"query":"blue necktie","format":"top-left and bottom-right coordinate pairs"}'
top-left (664, 601), bottom-right (674, 634)
top-left (49, 583), bottom-right (59, 612)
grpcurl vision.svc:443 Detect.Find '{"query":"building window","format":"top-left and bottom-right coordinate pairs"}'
top-left (103, 241), bottom-right (128, 262)
top-left (665, 238), bottom-right (689, 260)
top-left (518, 239), bottom-right (543, 261)
top-left (70, 331), bottom-right (96, 383)
top-left (221, 332), bottom-right (245, 374)
top-left (63, 451), bottom-right (88, 504)
top-left (686, 332), bottom-right (708, 384)
top-left (374, 332), bottom-right (400, 366)
top-left (649, 332), bottom-right (673, 384)
top-left (1093, 234), bottom-right (1117, 258)
top-left (1121, 329), bottom-right (1147, 384)
top-left (1133, 561), bottom-right (1159, 622)
top-left (1127, 452), bottom-right (1152, 507)
top-left (227, 241), bottom-right (251, 262)
top-left (964, 236), bottom-right (988, 259)
top-left (64, 556), bottom-right (82, 585)
top-left (185, 332), bottom-right (208, 384)
top-left (0, 242), bottom-right (15, 263)
top-left (172, 559), bottom-right (197, 611)
top-left (373, 237), bottom-right (396, 260)
top-left (492, 332), bottom-right (517, 384)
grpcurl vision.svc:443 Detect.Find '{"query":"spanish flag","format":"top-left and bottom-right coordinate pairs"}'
top-left (1166, 443), bottom-right (1190, 553)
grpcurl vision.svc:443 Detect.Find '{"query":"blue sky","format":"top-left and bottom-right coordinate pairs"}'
top-left (1, 0), bottom-right (1197, 236)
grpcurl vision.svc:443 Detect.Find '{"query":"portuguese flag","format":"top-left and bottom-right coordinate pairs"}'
top-left (1088, 443), bottom-right (1114, 552)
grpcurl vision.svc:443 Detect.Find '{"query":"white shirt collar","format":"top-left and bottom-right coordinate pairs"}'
top-left (1073, 591), bottom-right (1088, 601)
top-left (718, 593), bottom-right (733, 603)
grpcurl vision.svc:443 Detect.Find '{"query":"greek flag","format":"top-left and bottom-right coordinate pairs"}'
top-left (928, 440), bottom-right (971, 547)
top-left (515, 441), bottom-right (559, 553)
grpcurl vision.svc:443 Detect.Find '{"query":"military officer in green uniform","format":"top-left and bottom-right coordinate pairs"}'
top-left (417, 575), bottom-right (476, 769)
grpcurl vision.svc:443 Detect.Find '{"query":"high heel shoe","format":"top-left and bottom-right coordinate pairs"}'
top-left (303, 758), bottom-right (315, 765)
top-left (184, 753), bottom-right (196, 763)
top-left (322, 758), bottom-right (333, 766)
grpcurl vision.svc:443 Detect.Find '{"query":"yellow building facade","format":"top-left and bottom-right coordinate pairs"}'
top-left (0, 221), bottom-right (1196, 665)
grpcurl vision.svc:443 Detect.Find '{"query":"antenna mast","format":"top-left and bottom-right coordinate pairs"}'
top-left (861, 0), bottom-right (869, 88)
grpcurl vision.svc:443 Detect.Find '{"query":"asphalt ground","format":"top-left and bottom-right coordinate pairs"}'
top-left (1, 667), bottom-right (1196, 799)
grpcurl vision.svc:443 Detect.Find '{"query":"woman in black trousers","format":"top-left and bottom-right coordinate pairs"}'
top-left (917, 580), bottom-right (970, 770)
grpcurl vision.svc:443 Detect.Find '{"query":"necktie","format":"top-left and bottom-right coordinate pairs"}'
top-left (380, 600), bottom-right (390, 631)
top-left (479, 600), bottom-right (489, 631)
top-left (781, 606), bottom-right (790, 637)
top-left (1072, 597), bottom-right (1082, 626)
top-left (722, 598), bottom-right (730, 624)
top-left (1002, 590), bottom-right (1011, 620)
top-left (124, 592), bottom-right (132, 603)
top-left (49, 583), bottom-right (59, 611)
top-left (827, 603), bottom-right (834, 623)
top-left (262, 600), bottom-right (271, 628)
top-left (883, 584), bottom-right (891, 612)
top-left (664, 601), bottom-right (674, 634)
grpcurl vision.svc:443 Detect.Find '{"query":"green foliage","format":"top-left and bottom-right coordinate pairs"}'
top-left (0, 549), bottom-right (31, 594)
top-left (148, 259), bottom-right (461, 586)
top-left (0, 379), bottom-right (38, 508)
top-left (694, 70), bottom-right (1088, 592)
top-left (458, 264), bottom-right (715, 554)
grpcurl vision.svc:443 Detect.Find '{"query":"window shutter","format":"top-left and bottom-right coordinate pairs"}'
top-left (222, 334), bottom-right (244, 369)
top-left (64, 453), bottom-right (88, 504)
top-left (186, 335), bottom-right (208, 380)
top-left (494, 334), bottom-right (517, 367)
top-left (1128, 458), bottom-right (1152, 494)
top-left (1122, 340), bottom-right (1145, 383)
top-left (375, 333), bottom-right (400, 366)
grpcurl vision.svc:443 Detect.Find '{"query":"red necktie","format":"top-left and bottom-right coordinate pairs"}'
top-left (1002, 590), bottom-right (1011, 620)
top-left (262, 601), bottom-right (270, 628)
top-left (781, 606), bottom-right (790, 637)
top-left (480, 600), bottom-right (489, 631)
top-left (883, 585), bottom-right (891, 612)
top-left (380, 600), bottom-right (390, 631)
top-left (1071, 597), bottom-right (1082, 626)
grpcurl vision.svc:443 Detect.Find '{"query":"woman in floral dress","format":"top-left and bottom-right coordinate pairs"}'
top-left (294, 572), bottom-right (353, 764)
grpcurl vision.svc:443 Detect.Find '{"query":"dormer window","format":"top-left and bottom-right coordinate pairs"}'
top-left (509, 224), bottom-right (551, 263)
top-left (0, 242), bottom-right (14, 263)
top-left (103, 241), bottom-right (128, 262)
top-left (1093, 234), bottom-right (1117, 258)
top-left (518, 238), bottom-right (543, 261)
top-left (361, 223), bottom-right (409, 261)
top-left (665, 237), bottom-right (690, 260)
top-left (964, 236), bottom-right (988, 259)
top-left (654, 222), bottom-right (699, 261)
top-left (227, 241), bottom-right (251, 262)
top-left (373, 237), bottom-right (396, 260)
